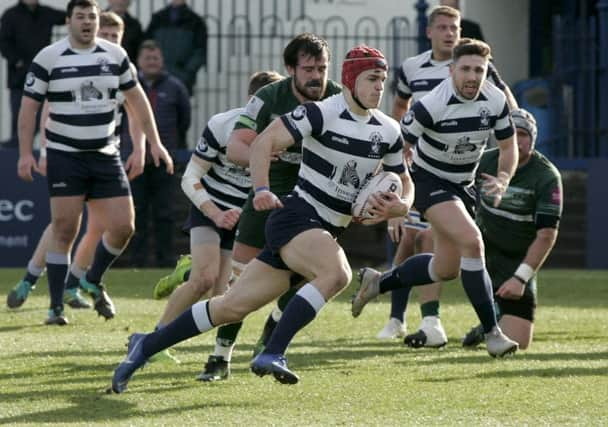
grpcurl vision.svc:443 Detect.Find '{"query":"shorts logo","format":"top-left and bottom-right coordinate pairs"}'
top-left (291, 105), bottom-right (307, 121)
top-left (25, 72), bottom-right (36, 87)
top-left (52, 182), bottom-right (67, 188)
top-left (339, 160), bottom-right (361, 188)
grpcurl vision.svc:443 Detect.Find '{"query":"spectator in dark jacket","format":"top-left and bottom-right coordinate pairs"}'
top-left (145, 0), bottom-right (207, 95)
top-left (128, 40), bottom-right (191, 267)
top-left (0, 0), bottom-right (64, 147)
top-left (106, 0), bottom-right (143, 63)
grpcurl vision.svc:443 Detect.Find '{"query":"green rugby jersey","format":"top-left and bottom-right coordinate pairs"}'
top-left (234, 77), bottom-right (342, 195)
top-left (476, 148), bottom-right (563, 256)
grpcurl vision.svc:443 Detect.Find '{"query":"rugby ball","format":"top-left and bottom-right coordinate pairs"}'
top-left (352, 171), bottom-right (403, 222)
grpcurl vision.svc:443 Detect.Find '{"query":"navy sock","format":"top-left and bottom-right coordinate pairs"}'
top-left (24, 271), bottom-right (40, 286)
top-left (420, 300), bottom-right (440, 318)
top-left (65, 272), bottom-right (80, 290)
top-left (24, 260), bottom-right (44, 286)
top-left (379, 253), bottom-right (435, 293)
top-left (460, 257), bottom-right (497, 333)
top-left (389, 288), bottom-right (411, 322)
top-left (142, 301), bottom-right (214, 357)
top-left (265, 284), bottom-right (325, 355)
top-left (86, 238), bottom-right (122, 284)
top-left (183, 268), bottom-right (191, 282)
top-left (46, 252), bottom-right (69, 311)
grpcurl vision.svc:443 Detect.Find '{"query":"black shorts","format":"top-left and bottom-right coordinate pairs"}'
top-left (486, 242), bottom-right (537, 322)
top-left (410, 164), bottom-right (477, 218)
top-left (182, 203), bottom-right (237, 251)
top-left (257, 193), bottom-right (345, 270)
top-left (46, 148), bottom-right (130, 199)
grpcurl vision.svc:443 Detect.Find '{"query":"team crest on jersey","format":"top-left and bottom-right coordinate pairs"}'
top-left (478, 106), bottom-right (491, 129)
top-left (97, 57), bottom-right (111, 74)
top-left (25, 72), bottom-right (35, 87)
top-left (402, 110), bottom-right (414, 126)
top-left (453, 136), bottom-right (476, 154)
top-left (339, 160), bottom-right (361, 188)
top-left (369, 131), bottom-right (383, 155)
top-left (291, 105), bottom-right (307, 120)
top-left (81, 81), bottom-right (103, 101)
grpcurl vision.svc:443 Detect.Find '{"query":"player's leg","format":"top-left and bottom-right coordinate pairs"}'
top-left (251, 228), bottom-right (351, 384)
top-left (6, 223), bottom-right (52, 308)
top-left (63, 205), bottom-right (104, 309)
top-left (197, 250), bottom-right (236, 381)
top-left (112, 258), bottom-right (289, 393)
top-left (46, 195), bottom-right (85, 324)
top-left (496, 276), bottom-right (536, 350)
top-left (404, 228), bottom-right (447, 348)
top-left (377, 228), bottom-right (416, 339)
top-left (128, 168), bottom-right (149, 267)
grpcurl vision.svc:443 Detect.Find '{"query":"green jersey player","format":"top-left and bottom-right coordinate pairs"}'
top-left (463, 107), bottom-right (563, 350)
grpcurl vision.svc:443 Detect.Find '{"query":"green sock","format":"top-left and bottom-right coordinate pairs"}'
top-left (420, 301), bottom-right (440, 318)
top-left (216, 321), bottom-right (243, 345)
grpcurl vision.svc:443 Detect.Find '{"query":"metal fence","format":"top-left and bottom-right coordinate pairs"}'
top-left (0, 0), bottom-right (418, 148)
top-left (550, 0), bottom-right (608, 158)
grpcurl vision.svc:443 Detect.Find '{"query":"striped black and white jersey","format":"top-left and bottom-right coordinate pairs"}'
top-left (395, 50), bottom-right (507, 105)
top-left (280, 94), bottom-right (406, 228)
top-left (401, 78), bottom-right (514, 185)
top-left (194, 107), bottom-right (251, 210)
top-left (23, 37), bottom-right (136, 155)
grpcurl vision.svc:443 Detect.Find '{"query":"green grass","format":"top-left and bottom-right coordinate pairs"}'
top-left (1, 268), bottom-right (607, 426)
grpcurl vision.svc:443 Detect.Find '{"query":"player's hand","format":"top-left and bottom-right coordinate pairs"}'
top-left (211, 208), bottom-right (241, 230)
top-left (149, 142), bottom-right (174, 175)
top-left (495, 277), bottom-right (525, 300)
top-left (253, 190), bottom-right (283, 211)
top-left (17, 153), bottom-right (40, 182)
top-left (365, 192), bottom-right (410, 224)
top-left (481, 172), bottom-right (509, 207)
top-left (124, 149), bottom-right (145, 181)
top-left (270, 149), bottom-right (284, 162)
top-left (387, 216), bottom-right (406, 243)
top-left (37, 155), bottom-right (47, 177)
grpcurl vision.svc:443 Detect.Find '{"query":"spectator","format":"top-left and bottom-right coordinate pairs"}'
top-left (106, 0), bottom-right (143, 63)
top-left (0, 0), bottom-right (64, 148)
top-left (128, 40), bottom-right (191, 267)
top-left (145, 0), bottom-right (207, 95)
top-left (440, 0), bottom-right (485, 41)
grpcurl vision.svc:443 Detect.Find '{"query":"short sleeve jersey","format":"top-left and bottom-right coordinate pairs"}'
top-left (280, 94), bottom-right (405, 228)
top-left (401, 78), bottom-right (514, 185)
top-left (234, 77), bottom-right (342, 195)
top-left (194, 107), bottom-right (251, 210)
top-left (23, 37), bottom-right (136, 155)
top-left (476, 148), bottom-right (563, 255)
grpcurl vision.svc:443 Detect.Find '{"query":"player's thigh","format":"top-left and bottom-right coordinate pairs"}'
top-left (280, 228), bottom-right (351, 295)
top-left (212, 258), bottom-right (291, 322)
top-left (394, 228), bottom-right (418, 264)
top-left (190, 227), bottom-right (222, 289)
top-left (211, 250), bottom-right (234, 297)
top-left (87, 195), bottom-right (134, 232)
top-left (415, 227), bottom-right (434, 253)
top-left (425, 200), bottom-right (481, 251)
top-left (232, 241), bottom-right (262, 265)
top-left (428, 226), bottom-right (462, 280)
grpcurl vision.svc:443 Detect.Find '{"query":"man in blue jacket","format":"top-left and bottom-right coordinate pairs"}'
top-left (145, 0), bottom-right (206, 95)
top-left (127, 39), bottom-right (191, 267)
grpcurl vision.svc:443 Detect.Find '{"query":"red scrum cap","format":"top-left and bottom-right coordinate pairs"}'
top-left (341, 45), bottom-right (388, 93)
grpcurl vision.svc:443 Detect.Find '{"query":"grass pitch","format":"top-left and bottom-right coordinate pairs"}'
top-left (1, 268), bottom-right (607, 426)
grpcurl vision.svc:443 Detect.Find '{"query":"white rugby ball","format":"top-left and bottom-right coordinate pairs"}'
top-left (352, 171), bottom-right (403, 222)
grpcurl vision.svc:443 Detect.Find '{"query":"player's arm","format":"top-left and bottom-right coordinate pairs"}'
top-left (226, 128), bottom-right (258, 167)
top-left (481, 103), bottom-right (518, 207)
top-left (17, 96), bottom-right (42, 181)
top-left (122, 83), bottom-right (174, 174)
top-left (249, 118), bottom-right (295, 211)
top-left (35, 100), bottom-right (50, 176)
top-left (181, 155), bottom-right (240, 230)
top-left (123, 100), bottom-right (145, 180)
top-left (391, 95), bottom-right (411, 122)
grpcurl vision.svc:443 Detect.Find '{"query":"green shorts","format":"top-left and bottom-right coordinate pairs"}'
top-left (234, 192), bottom-right (271, 249)
top-left (485, 242), bottom-right (537, 322)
